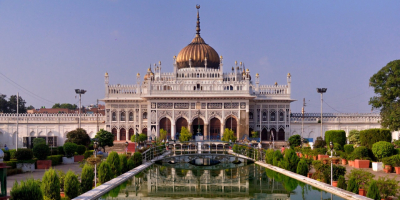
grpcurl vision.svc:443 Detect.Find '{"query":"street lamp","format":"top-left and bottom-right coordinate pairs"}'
top-left (317, 88), bottom-right (327, 138)
top-left (93, 141), bottom-right (98, 187)
top-left (75, 89), bottom-right (87, 128)
top-left (330, 141), bottom-right (333, 186)
top-left (125, 141), bottom-right (129, 154)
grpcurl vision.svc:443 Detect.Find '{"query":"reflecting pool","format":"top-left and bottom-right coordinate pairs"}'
top-left (102, 163), bottom-right (345, 199)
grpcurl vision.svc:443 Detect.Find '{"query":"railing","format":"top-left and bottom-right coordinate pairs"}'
top-left (142, 144), bottom-right (167, 162)
top-left (170, 141), bottom-right (230, 156)
top-left (232, 143), bottom-right (266, 162)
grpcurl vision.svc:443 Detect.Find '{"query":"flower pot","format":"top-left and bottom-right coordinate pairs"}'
top-left (307, 173), bottom-right (313, 178)
top-left (372, 162), bottom-right (383, 172)
top-left (318, 154), bottom-right (329, 160)
top-left (37, 160), bottom-right (52, 169)
top-left (332, 181), bottom-right (338, 187)
top-left (341, 159), bottom-right (347, 165)
top-left (299, 153), bottom-right (303, 158)
top-left (74, 155), bottom-right (84, 162)
top-left (359, 188), bottom-right (366, 196)
top-left (323, 159), bottom-right (329, 164)
top-left (332, 159), bottom-right (339, 164)
top-left (395, 166), bottom-right (400, 174)
top-left (354, 160), bottom-right (370, 169)
top-left (16, 163), bottom-right (35, 172)
top-left (60, 192), bottom-right (65, 197)
top-left (384, 165), bottom-right (392, 173)
top-left (62, 156), bottom-right (74, 164)
top-left (313, 156), bottom-right (317, 160)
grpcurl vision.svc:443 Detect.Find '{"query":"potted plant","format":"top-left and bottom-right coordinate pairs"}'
top-left (372, 141), bottom-right (394, 172)
top-left (316, 148), bottom-right (329, 160)
top-left (346, 168), bottom-right (375, 196)
top-left (311, 149), bottom-right (318, 160)
top-left (382, 156), bottom-right (393, 173)
top-left (62, 143), bottom-right (77, 164)
top-left (376, 176), bottom-right (400, 200)
top-left (332, 165), bottom-right (346, 187)
top-left (392, 155), bottom-right (400, 174)
top-left (33, 143), bottom-right (51, 169)
top-left (353, 146), bottom-right (370, 169)
top-left (347, 153), bottom-right (355, 167)
top-left (332, 157), bottom-right (340, 164)
top-left (322, 157), bottom-right (330, 165)
top-left (340, 152), bottom-right (347, 165)
top-left (74, 145), bottom-right (86, 162)
top-left (15, 149), bottom-right (36, 172)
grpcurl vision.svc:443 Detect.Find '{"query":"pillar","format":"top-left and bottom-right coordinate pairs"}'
top-left (204, 124), bottom-right (208, 140)
top-left (171, 124), bottom-right (176, 140)
top-left (188, 123), bottom-right (192, 133)
top-left (126, 131), bottom-right (129, 142)
top-left (221, 123), bottom-right (225, 139)
top-left (117, 129), bottom-right (120, 141)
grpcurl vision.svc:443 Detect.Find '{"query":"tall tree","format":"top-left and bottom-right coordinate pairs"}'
top-left (52, 103), bottom-right (77, 110)
top-left (65, 128), bottom-right (91, 147)
top-left (0, 94), bottom-right (8, 113)
top-left (7, 95), bottom-right (27, 113)
top-left (369, 60), bottom-right (400, 131)
top-left (95, 129), bottom-right (114, 152)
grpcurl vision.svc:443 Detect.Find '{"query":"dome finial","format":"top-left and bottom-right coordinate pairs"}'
top-left (196, 5), bottom-right (201, 36)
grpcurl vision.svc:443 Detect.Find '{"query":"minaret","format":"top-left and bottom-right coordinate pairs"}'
top-left (173, 55), bottom-right (177, 75)
top-left (105, 72), bottom-right (109, 97)
top-left (287, 73), bottom-right (291, 95)
top-left (219, 55), bottom-right (223, 75)
top-left (255, 73), bottom-right (260, 92)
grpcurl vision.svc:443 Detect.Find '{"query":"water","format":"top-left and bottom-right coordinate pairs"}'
top-left (102, 163), bottom-right (345, 200)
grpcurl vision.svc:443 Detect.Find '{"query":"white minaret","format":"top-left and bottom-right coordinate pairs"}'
top-left (219, 55), bottom-right (223, 75)
top-left (255, 73), bottom-right (260, 92)
top-left (173, 55), bottom-right (177, 75)
top-left (105, 72), bottom-right (109, 97)
top-left (287, 73), bottom-right (291, 95)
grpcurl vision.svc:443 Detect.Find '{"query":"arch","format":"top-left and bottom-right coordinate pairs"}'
top-left (128, 128), bottom-right (134, 140)
top-left (192, 117), bottom-right (204, 137)
top-left (129, 112), bottom-right (134, 121)
top-left (112, 128), bottom-right (117, 141)
top-left (120, 128), bottom-right (126, 141)
top-left (262, 112), bottom-right (267, 121)
top-left (210, 117), bottom-right (221, 140)
top-left (112, 112), bottom-right (116, 121)
top-left (143, 112), bottom-right (147, 119)
top-left (270, 111), bottom-right (276, 121)
top-left (225, 117), bottom-right (237, 138)
top-left (120, 111), bottom-right (126, 121)
top-left (176, 117), bottom-right (188, 136)
top-left (249, 112), bottom-right (253, 120)
top-left (159, 117), bottom-right (171, 140)
top-left (142, 128), bottom-right (147, 136)
top-left (269, 128), bottom-right (277, 141)
top-left (279, 112), bottom-right (284, 121)
top-left (261, 128), bottom-right (268, 141)
top-left (278, 128), bottom-right (285, 141)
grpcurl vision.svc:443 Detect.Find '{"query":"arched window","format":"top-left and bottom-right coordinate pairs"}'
top-left (279, 112), bottom-right (284, 121)
top-left (143, 112), bottom-right (147, 119)
top-left (129, 112), bottom-right (133, 121)
top-left (249, 112), bottom-right (253, 119)
top-left (120, 112), bottom-right (125, 121)
top-left (112, 112), bottom-right (116, 121)
top-left (270, 111), bottom-right (276, 121)
top-left (262, 112), bottom-right (267, 121)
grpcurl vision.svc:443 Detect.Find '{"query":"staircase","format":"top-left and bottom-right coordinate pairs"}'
top-left (105, 141), bottom-right (136, 153)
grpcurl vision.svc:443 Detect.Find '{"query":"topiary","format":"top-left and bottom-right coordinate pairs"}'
top-left (57, 146), bottom-right (64, 155)
top-left (347, 177), bottom-right (359, 194)
top-left (333, 143), bottom-right (342, 151)
top-left (288, 134), bottom-right (301, 149)
top-left (360, 128), bottom-right (392, 149)
top-left (63, 142), bottom-right (77, 158)
top-left (106, 152), bottom-right (121, 177)
top-left (10, 178), bottom-right (43, 200)
top-left (15, 149), bottom-right (33, 161)
top-left (64, 170), bottom-right (80, 199)
top-left (98, 161), bottom-right (113, 184)
top-left (32, 138), bottom-right (46, 147)
top-left (325, 130), bottom-right (347, 147)
top-left (265, 149), bottom-right (274, 164)
top-left (119, 154), bottom-right (129, 174)
top-left (372, 141), bottom-right (394, 162)
top-left (352, 146), bottom-right (369, 160)
top-left (33, 143), bottom-right (50, 160)
top-left (366, 180), bottom-right (380, 200)
top-left (296, 159), bottom-right (309, 176)
top-left (272, 150), bottom-right (283, 167)
top-left (344, 144), bottom-right (354, 154)
top-left (337, 175), bottom-right (347, 190)
top-left (41, 168), bottom-right (61, 200)
top-left (76, 145), bottom-right (86, 155)
top-left (313, 137), bottom-right (326, 148)
top-left (81, 164), bottom-right (94, 194)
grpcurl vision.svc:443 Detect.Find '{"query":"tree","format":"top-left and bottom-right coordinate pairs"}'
top-left (251, 131), bottom-right (258, 138)
top-left (159, 129), bottom-right (167, 141)
top-left (8, 95), bottom-right (27, 113)
top-left (65, 128), bottom-right (91, 147)
top-left (348, 130), bottom-right (360, 145)
top-left (288, 134), bottom-right (301, 149)
top-left (0, 94), bottom-right (8, 113)
top-left (221, 128), bottom-right (237, 142)
top-left (179, 127), bottom-right (192, 142)
top-left (369, 60), bottom-right (400, 131)
top-left (95, 129), bottom-right (114, 152)
top-left (52, 103), bottom-right (77, 110)
top-left (27, 105), bottom-right (35, 110)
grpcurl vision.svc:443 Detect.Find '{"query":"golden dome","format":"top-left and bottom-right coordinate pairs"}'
top-left (137, 73), bottom-right (140, 76)
top-left (246, 68), bottom-right (249, 72)
top-left (105, 72), bottom-right (108, 76)
top-left (176, 6), bottom-right (219, 69)
top-left (256, 73), bottom-right (259, 76)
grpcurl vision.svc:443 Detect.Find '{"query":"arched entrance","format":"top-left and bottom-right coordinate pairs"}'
top-left (120, 128), bottom-right (126, 141)
top-left (278, 128), bottom-right (285, 141)
top-left (261, 128), bottom-right (268, 141)
top-left (210, 118), bottom-right (221, 140)
top-left (129, 128), bottom-right (134, 140)
top-left (112, 128), bottom-right (117, 141)
top-left (159, 117), bottom-right (171, 140)
top-left (225, 116), bottom-right (237, 138)
top-left (192, 117), bottom-right (204, 139)
top-left (269, 128), bottom-right (277, 141)
top-left (142, 128), bottom-right (147, 136)
top-left (176, 117), bottom-right (188, 138)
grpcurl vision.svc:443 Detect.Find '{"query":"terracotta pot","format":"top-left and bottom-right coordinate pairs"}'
top-left (395, 166), bottom-right (400, 174)
top-left (37, 160), bottom-right (52, 169)
top-left (60, 192), bottom-right (65, 197)
top-left (354, 160), bottom-right (370, 169)
top-left (318, 154), bottom-right (329, 160)
top-left (313, 156), bottom-right (317, 160)
top-left (359, 188), bottom-right (366, 196)
top-left (332, 181), bottom-right (338, 187)
top-left (385, 165), bottom-right (392, 173)
top-left (299, 153), bottom-right (303, 158)
top-left (307, 173), bottom-right (313, 178)
top-left (74, 155), bottom-right (84, 162)
top-left (342, 159), bottom-right (347, 165)
top-left (332, 159), bottom-right (339, 164)
top-left (323, 159), bottom-right (329, 164)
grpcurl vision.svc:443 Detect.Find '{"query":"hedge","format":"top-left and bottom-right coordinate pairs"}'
top-left (57, 146), bottom-right (65, 155)
top-left (344, 144), bottom-right (354, 154)
top-left (15, 149), bottom-right (33, 161)
top-left (352, 146), bottom-right (369, 160)
top-left (372, 141), bottom-right (394, 162)
top-left (63, 142), bottom-right (77, 158)
top-left (360, 128), bottom-right (392, 149)
top-left (10, 178), bottom-right (43, 200)
top-left (33, 143), bottom-right (50, 160)
top-left (83, 150), bottom-right (94, 159)
top-left (325, 130), bottom-right (346, 148)
top-left (46, 155), bottom-right (63, 166)
top-left (5, 160), bottom-right (17, 169)
top-left (76, 145), bottom-right (86, 155)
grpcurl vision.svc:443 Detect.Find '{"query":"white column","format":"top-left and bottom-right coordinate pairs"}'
top-left (117, 129), bottom-right (120, 141)
top-left (171, 124), bottom-right (176, 140)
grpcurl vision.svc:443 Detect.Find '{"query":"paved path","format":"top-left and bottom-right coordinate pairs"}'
top-left (6, 163), bottom-right (82, 194)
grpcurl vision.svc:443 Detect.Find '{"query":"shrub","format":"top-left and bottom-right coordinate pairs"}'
top-left (15, 149), bottom-right (33, 161)
top-left (84, 150), bottom-right (94, 159)
top-left (10, 178), bottom-right (43, 200)
top-left (64, 170), bottom-right (80, 199)
top-left (5, 160), bottom-right (18, 169)
top-left (119, 154), bottom-right (129, 174)
top-left (296, 159), bottom-right (309, 176)
top-left (367, 180), bottom-right (380, 200)
top-left (288, 134), bottom-right (301, 149)
top-left (57, 146), bottom-right (65, 155)
top-left (107, 152), bottom-right (121, 177)
top-left (348, 130), bottom-right (360, 145)
top-left (3, 150), bottom-right (10, 161)
top-left (332, 165), bottom-right (346, 181)
top-left (344, 144), bottom-right (354, 154)
top-left (392, 154), bottom-right (400, 167)
top-left (315, 147), bottom-right (327, 155)
top-left (8, 149), bottom-right (17, 159)
top-left (313, 137), bottom-right (326, 148)
top-left (376, 176), bottom-right (400, 199)
top-left (57, 170), bottom-right (65, 192)
top-left (65, 128), bottom-right (91, 146)
top-left (46, 155), bottom-right (63, 166)
top-left (50, 148), bottom-right (58, 155)
top-left (347, 177), bottom-right (359, 194)
top-left (346, 168), bottom-right (375, 189)
top-left (127, 157), bottom-right (135, 170)
top-left (325, 130), bottom-right (346, 147)
top-left (281, 149), bottom-right (300, 172)
top-left (33, 143), bottom-right (50, 160)
top-left (360, 128), bottom-right (392, 149)
top-left (41, 168), bottom-right (61, 200)
top-left (98, 161), bottom-right (113, 184)
top-left (221, 128), bottom-right (237, 142)
top-left (63, 142), bottom-right (77, 158)
top-left (32, 138), bottom-right (46, 147)
top-left (81, 164), bottom-right (95, 194)
top-left (337, 176), bottom-right (346, 190)
top-left (382, 156), bottom-right (394, 166)
top-left (394, 148), bottom-right (400, 155)
top-left (132, 152), bottom-right (143, 167)
top-left (272, 150), bottom-right (283, 166)
top-left (333, 143), bottom-right (342, 151)
top-left (352, 146), bottom-right (369, 160)
top-left (372, 141), bottom-right (394, 161)
top-left (178, 127), bottom-right (192, 142)
top-left (265, 149), bottom-right (274, 164)
top-left (76, 145), bottom-right (87, 155)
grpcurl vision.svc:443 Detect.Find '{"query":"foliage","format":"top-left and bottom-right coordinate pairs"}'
top-left (272, 150), bottom-right (283, 167)
top-left (81, 164), bottom-right (95, 194)
top-left (131, 133), bottom-right (147, 142)
top-left (41, 168), bottom-right (61, 200)
top-left (52, 103), bottom-right (77, 110)
top-left (348, 130), bottom-right (360, 145)
top-left (76, 145), bottom-right (87, 155)
top-left (107, 151), bottom-right (121, 177)
top-left (63, 142), bottom-right (77, 158)
top-left (46, 155), bottom-right (63, 166)
top-left (5, 160), bottom-right (17, 169)
top-left (325, 130), bottom-right (347, 147)
top-left (251, 131), bottom-right (258, 138)
top-left (296, 159), bottom-right (309, 176)
top-left (281, 149), bottom-right (300, 173)
top-left (382, 156), bottom-right (394, 166)
top-left (360, 128), bottom-right (392, 149)
top-left (376, 176), bottom-right (400, 199)
top-left (288, 134), bottom-right (301, 149)
top-left (394, 139), bottom-right (400, 148)
top-left (84, 150), bottom-right (94, 159)
top-left (313, 137), bottom-right (326, 148)
top-left (391, 154), bottom-right (400, 167)
top-left (33, 143), bottom-right (50, 160)
top-left (352, 146), bottom-right (369, 160)
top-left (15, 148), bottom-right (33, 160)
top-left (372, 141), bottom-right (394, 161)
top-left (132, 152), bottom-right (143, 167)
top-left (65, 128), bottom-right (91, 147)
top-left (369, 60), bottom-right (400, 131)
top-left (344, 144), bottom-right (354, 154)
top-left (265, 149), bottom-right (274, 164)
top-left (57, 170), bottom-right (66, 192)
top-left (95, 129), bottom-right (114, 152)
top-left (64, 170), bottom-right (80, 199)
top-left (32, 138), bottom-right (46, 147)
top-left (337, 176), bottom-right (347, 190)
top-left (346, 168), bottom-right (375, 189)
top-left (57, 146), bottom-right (65, 155)
top-left (127, 158), bottom-right (135, 170)
top-left (347, 178), bottom-right (359, 194)
top-left (98, 161), bottom-right (113, 184)
top-left (332, 165), bottom-right (346, 181)
top-left (367, 180), bottom-right (381, 200)
top-left (10, 178), bottom-right (43, 200)
top-left (159, 128), bottom-right (167, 141)
top-left (314, 147), bottom-right (327, 155)
top-left (221, 128), bottom-right (237, 142)
top-left (0, 94), bottom-right (27, 113)
top-left (119, 154), bottom-right (129, 174)
top-left (179, 127), bottom-right (192, 142)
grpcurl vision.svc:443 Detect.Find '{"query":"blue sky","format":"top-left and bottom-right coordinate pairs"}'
top-left (0, 1), bottom-right (399, 113)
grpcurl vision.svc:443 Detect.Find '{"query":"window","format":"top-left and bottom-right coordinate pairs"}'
top-left (249, 112), bottom-right (253, 119)
top-left (143, 112), bottom-right (147, 119)
top-left (270, 112), bottom-right (276, 121)
top-left (279, 112), bottom-right (284, 121)
top-left (120, 112), bottom-right (126, 121)
top-left (262, 112), bottom-right (267, 121)
top-left (129, 112), bottom-right (133, 121)
top-left (112, 112), bottom-right (116, 121)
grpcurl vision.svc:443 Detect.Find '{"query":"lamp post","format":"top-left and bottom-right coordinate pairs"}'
top-left (93, 141), bottom-right (98, 187)
top-left (330, 141), bottom-right (333, 186)
top-left (317, 88), bottom-right (327, 138)
top-left (75, 89), bottom-right (87, 128)
top-left (125, 141), bottom-right (129, 154)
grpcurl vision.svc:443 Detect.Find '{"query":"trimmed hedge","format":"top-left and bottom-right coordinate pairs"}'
top-left (33, 143), bottom-right (50, 160)
top-left (352, 146), bottom-right (369, 160)
top-left (325, 130), bottom-right (346, 148)
top-left (10, 178), bottom-right (43, 200)
top-left (63, 142), bottom-right (77, 158)
top-left (46, 155), bottom-right (63, 166)
top-left (15, 149), bottom-right (33, 161)
top-left (372, 141), bottom-right (394, 162)
top-left (5, 160), bottom-right (17, 169)
top-left (360, 128), bottom-right (392, 149)
top-left (76, 145), bottom-right (86, 155)
top-left (288, 134), bottom-right (301, 149)
top-left (57, 146), bottom-right (65, 155)
top-left (344, 144), bottom-right (354, 154)
top-left (83, 150), bottom-right (94, 159)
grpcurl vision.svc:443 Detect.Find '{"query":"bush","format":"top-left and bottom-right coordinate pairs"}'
top-left (64, 170), bottom-right (80, 199)
top-left (367, 180), bottom-right (380, 200)
top-left (372, 141), bottom-right (394, 162)
top-left (98, 161), bottom-right (113, 184)
top-left (325, 130), bottom-right (347, 147)
top-left (382, 156), bottom-right (394, 166)
top-left (347, 177), bottom-right (359, 194)
top-left (348, 130), bottom-right (360, 145)
top-left (127, 157), bottom-right (135, 170)
top-left (63, 142), bottom-right (77, 158)
top-left (46, 155), bottom-right (63, 166)
top-left (5, 160), bottom-right (17, 169)
top-left (352, 146), bottom-right (369, 160)
top-left (337, 176), bottom-right (347, 190)
top-left (265, 149), bottom-right (274, 164)
top-left (178, 127), bottom-right (192, 142)
top-left (344, 144), bottom-right (354, 154)
top-left (332, 165), bottom-right (346, 181)
top-left (32, 138), bottom-right (46, 147)
top-left (313, 137), bottom-right (326, 148)
top-left (57, 146), bottom-right (65, 155)
top-left (65, 128), bottom-right (91, 146)
top-left (41, 168), bottom-right (61, 200)
top-left (107, 152), bottom-right (121, 177)
top-left (57, 170), bottom-right (65, 192)
top-left (33, 143), bottom-right (50, 160)
top-left (346, 168), bottom-right (375, 189)
top-left (376, 176), bottom-right (400, 199)
top-left (76, 145), bottom-right (87, 155)
top-left (132, 152), bottom-right (143, 167)
top-left (281, 149), bottom-right (300, 173)
top-left (3, 150), bottom-right (10, 161)
top-left (360, 128), bottom-right (392, 149)
top-left (221, 128), bottom-right (237, 142)
top-left (81, 164), bottom-right (95, 194)
top-left (10, 178), bottom-right (43, 200)
top-left (296, 159), bottom-right (309, 176)
top-left (333, 143), bottom-right (342, 151)
top-left (272, 150), bottom-right (283, 166)
top-left (120, 154), bottom-right (129, 174)
top-left (83, 150), bottom-right (94, 159)
top-left (15, 149), bottom-right (33, 161)
top-left (315, 147), bottom-right (327, 155)
top-left (288, 134), bottom-right (301, 149)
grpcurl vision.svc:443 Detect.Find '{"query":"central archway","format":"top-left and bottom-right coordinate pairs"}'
top-left (225, 116), bottom-right (237, 138)
top-left (176, 117), bottom-right (188, 139)
top-left (112, 128), bottom-right (117, 141)
top-left (120, 128), bottom-right (126, 141)
top-left (159, 117), bottom-right (171, 140)
top-left (209, 118), bottom-right (221, 140)
top-left (261, 128), bottom-right (268, 141)
top-left (192, 117), bottom-right (204, 139)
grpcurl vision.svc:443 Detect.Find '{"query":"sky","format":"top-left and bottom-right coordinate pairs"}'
top-left (0, 1), bottom-right (399, 114)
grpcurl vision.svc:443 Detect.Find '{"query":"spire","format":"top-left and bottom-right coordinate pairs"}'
top-left (196, 5), bottom-right (201, 36)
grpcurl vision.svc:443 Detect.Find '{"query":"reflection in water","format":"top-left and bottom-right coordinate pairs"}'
top-left (102, 163), bottom-right (344, 200)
